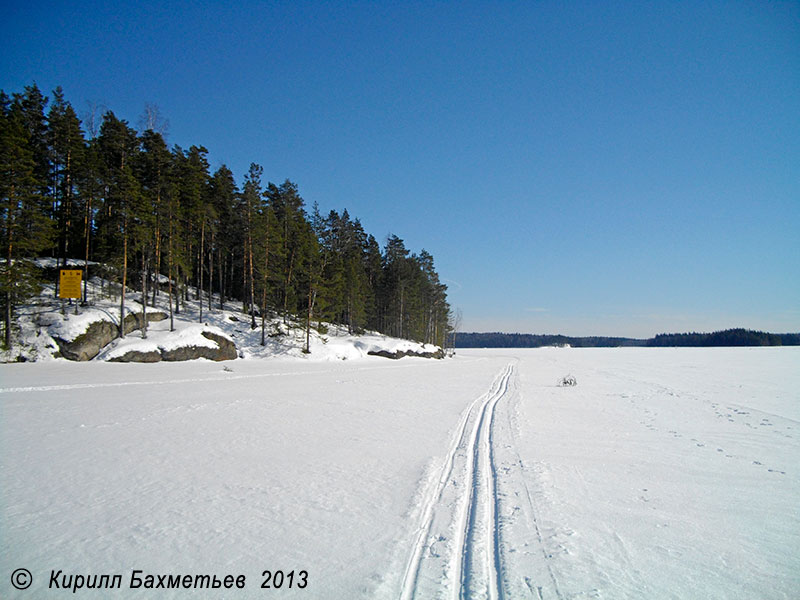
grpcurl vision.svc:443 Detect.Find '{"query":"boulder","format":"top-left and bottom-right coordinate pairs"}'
top-left (54, 311), bottom-right (169, 361)
top-left (108, 349), bottom-right (162, 363)
top-left (161, 332), bottom-right (237, 362)
top-left (417, 348), bottom-right (445, 359)
top-left (123, 311), bottom-right (167, 334)
top-left (367, 349), bottom-right (402, 359)
top-left (367, 348), bottom-right (444, 360)
top-left (54, 320), bottom-right (119, 361)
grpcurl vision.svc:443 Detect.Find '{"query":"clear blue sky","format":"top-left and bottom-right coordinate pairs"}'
top-left (3, 1), bottom-right (798, 337)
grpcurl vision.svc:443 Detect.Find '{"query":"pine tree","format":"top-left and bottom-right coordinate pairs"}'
top-left (241, 163), bottom-right (264, 328)
top-left (209, 165), bottom-right (238, 310)
top-left (0, 94), bottom-right (54, 346)
top-left (179, 146), bottom-right (211, 321)
top-left (363, 234), bottom-right (383, 331)
top-left (133, 130), bottom-right (172, 337)
top-left (342, 217), bottom-right (371, 333)
top-left (136, 130), bottom-right (171, 307)
top-left (47, 87), bottom-right (86, 266)
top-left (14, 84), bottom-right (49, 197)
top-left (255, 197), bottom-right (278, 345)
top-left (266, 180), bottom-right (307, 322)
top-left (310, 205), bottom-right (341, 326)
top-left (381, 234), bottom-right (412, 338)
top-left (97, 111), bottom-right (140, 336)
top-left (297, 216), bottom-right (320, 353)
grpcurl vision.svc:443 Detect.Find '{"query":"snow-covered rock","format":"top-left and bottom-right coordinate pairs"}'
top-left (107, 328), bottom-right (237, 362)
top-left (3, 266), bottom-right (443, 363)
top-left (49, 310), bottom-right (169, 361)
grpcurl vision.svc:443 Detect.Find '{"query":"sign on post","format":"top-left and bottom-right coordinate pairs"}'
top-left (59, 269), bottom-right (83, 299)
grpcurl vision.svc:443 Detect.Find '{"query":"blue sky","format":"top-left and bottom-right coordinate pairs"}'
top-left (3, 1), bottom-right (798, 337)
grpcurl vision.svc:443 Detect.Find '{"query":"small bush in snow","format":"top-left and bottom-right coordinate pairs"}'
top-left (559, 374), bottom-right (577, 387)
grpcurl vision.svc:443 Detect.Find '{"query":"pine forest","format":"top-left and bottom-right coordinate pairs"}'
top-left (0, 84), bottom-right (452, 349)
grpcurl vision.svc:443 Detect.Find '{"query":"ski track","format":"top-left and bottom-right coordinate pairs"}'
top-left (400, 363), bottom-right (515, 600)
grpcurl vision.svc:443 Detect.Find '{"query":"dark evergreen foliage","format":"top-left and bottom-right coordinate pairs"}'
top-left (456, 329), bottom-right (798, 348)
top-left (0, 85), bottom-right (451, 348)
top-left (646, 329), bottom-right (789, 347)
top-left (778, 333), bottom-right (800, 346)
top-left (456, 333), bottom-right (646, 348)
top-left (1, 87), bottom-right (55, 345)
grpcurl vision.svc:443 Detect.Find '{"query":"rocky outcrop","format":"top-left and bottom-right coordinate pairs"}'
top-left (54, 311), bottom-right (169, 361)
top-left (108, 349), bottom-right (163, 363)
top-left (125, 311), bottom-right (168, 332)
top-left (54, 320), bottom-right (119, 361)
top-left (367, 348), bottom-right (444, 360)
top-left (108, 332), bottom-right (237, 363)
top-left (161, 332), bottom-right (237, 362)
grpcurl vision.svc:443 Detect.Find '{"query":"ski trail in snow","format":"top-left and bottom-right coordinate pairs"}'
top-left (457, 363), bottom-right (510, 600)
top-left (400, 363), bottom-right (514, 600)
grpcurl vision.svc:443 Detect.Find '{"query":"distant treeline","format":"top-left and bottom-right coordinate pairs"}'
top-left (456, 332), bottom-right (645, 348)
top-left (647, 329), bottom-right (799, 347)
top-left (456, 329), bottom-right (800, 348)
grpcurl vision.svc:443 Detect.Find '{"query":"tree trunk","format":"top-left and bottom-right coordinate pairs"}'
top-left (199, 219), bottom-right (205, 322)
top-left (219, 248), bottom-right (225, 310)
top-left (260, 232), bottom-right (270, 346)
top-left (399, 285), bottom-right (404, 339)
top-left (168, 203), bottom-right (175, 331)
top-left (248, 231), bottom-right (256, 329)
top-left (83, 195), bottom-right (92, 303)
top-left (304, 283), bottom-right (313, 354)
top-left (119, 221), bottom-right (128, 338)
top-left (141, 251), bottom-right (148, 339)
top-left (242, 246), bottom-right (248, 314)
top-left (208, 231), bottom-right (214, 312)
top-left (65, 147), bottom-right (73, 258)
top-left (4, 291), bottom-right (10, 348)
top-left (4, 229), bottom-right (13, 348)
top-left (283, 249), bottom-right (295, 323)
top-left (152, 216), bottom-right (161, 305)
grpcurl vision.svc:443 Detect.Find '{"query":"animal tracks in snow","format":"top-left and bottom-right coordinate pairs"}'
top-left (627, 390), bottom-right (791, 477)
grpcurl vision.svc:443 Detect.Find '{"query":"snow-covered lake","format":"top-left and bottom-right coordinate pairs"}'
top-left (2, 347), bottom-right (798, 599)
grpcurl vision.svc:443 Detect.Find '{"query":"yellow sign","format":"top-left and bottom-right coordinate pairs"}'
top-left (59, 269), bottom-right (83, 299)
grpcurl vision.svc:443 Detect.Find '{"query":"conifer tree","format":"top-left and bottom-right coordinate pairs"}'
top-left (0, 93), bottom-right (53, 346)
top-left (241, 163), bottom-right (263, 328)
top-left (266, 180), bottom-right (307, 321)
top-left (179, 146), bottom-right (211, 320)
top-left (97, 111), bottom-right (140, 336)
top-left (209, 165), bottom-right (238, 309)
top-left (256, 197), bottom-right (278, 345)
top-left (137, 130), bottom-right (171, 306)
top-left (381, 234), bottom-right (412, 338)
top-left (47, 87), bottom-right (85, 267)
top-left (15, 84), bottom-right (49, 197)
top-left (363, 234), bottom-right (383, 331)
top-left (77, 132), bottom-right (102, 302)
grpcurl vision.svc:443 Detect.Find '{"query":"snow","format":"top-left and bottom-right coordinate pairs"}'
top-left (99, 323), bottom-right (224, 360)
top-left (32, 258), bottom-right (100, 269)
top-left (2, 272), bottom-right (438, 363)
top-left (39, 306), bottom-right (122, 343)
top-left (1, 347), bottom-right (798, 599)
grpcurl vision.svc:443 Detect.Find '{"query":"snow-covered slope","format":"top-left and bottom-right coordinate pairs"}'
top-left (3, 273), bottom-right (441, 363)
